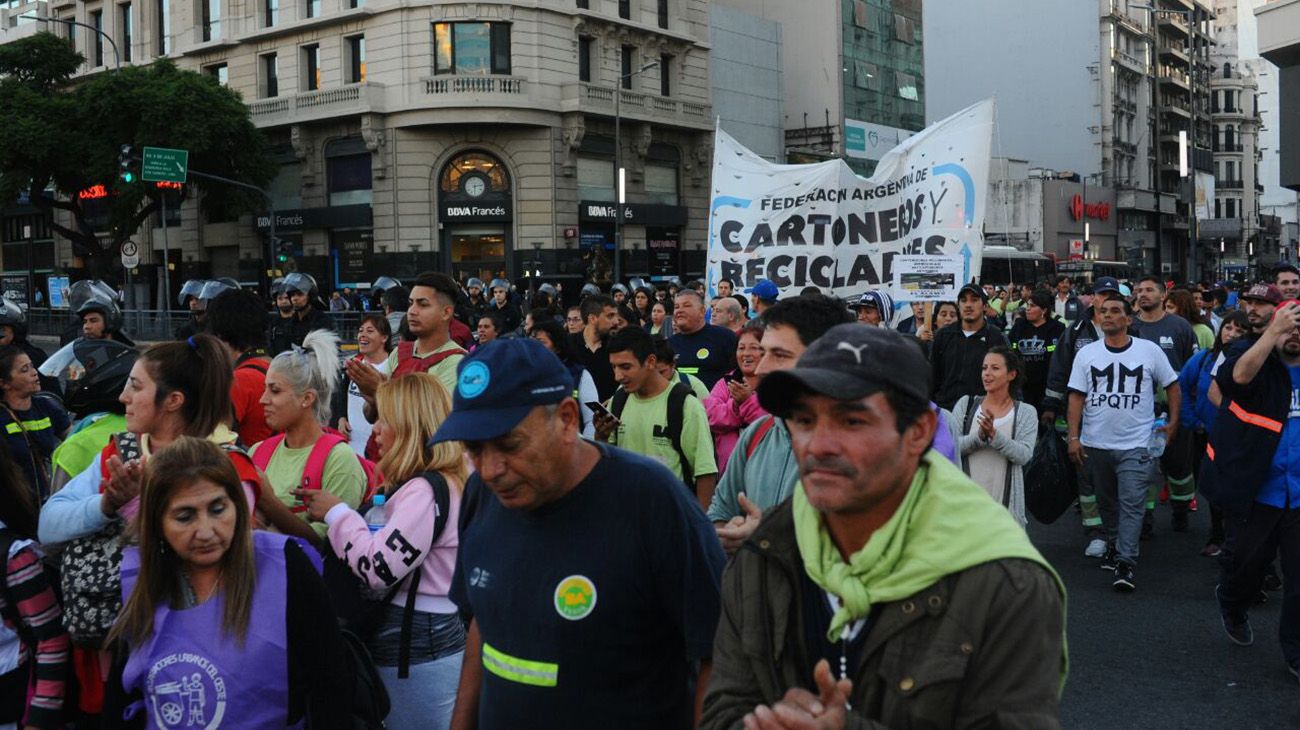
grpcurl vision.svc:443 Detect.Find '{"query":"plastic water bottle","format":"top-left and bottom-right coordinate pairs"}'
top-left (364, 494), bottom-right (388, 533)
top-left (1148, 417), bottom-right (1168, 457)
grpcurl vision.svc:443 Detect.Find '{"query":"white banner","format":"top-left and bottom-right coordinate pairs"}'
top-left (707, 99), bottom-right (995, 302)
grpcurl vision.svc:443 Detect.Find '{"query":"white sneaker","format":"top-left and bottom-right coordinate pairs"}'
top-left (1084, 538), bottom-right (1107, 558)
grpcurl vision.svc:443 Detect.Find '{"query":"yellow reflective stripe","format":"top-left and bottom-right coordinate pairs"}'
top-left (1046, 344), bottom-right (1057, 352)
top-left (482, 642), bottom-right (558, 688)
top-left (678, 367), bottom-right (700, 375)
top-left (5, 417), bottom-right (51, 434)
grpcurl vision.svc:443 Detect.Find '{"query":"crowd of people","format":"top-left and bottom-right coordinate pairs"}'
top-left (0, 260), bottom-right (1295, 728)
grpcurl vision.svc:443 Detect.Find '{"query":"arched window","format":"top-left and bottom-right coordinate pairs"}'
top-left (439, 150), bottom-right (510, 196)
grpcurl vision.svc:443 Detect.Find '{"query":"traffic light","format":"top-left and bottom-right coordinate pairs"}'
top-left (275, 239), bottom-right (293, 264)
top-left (118, 144), bottom-right (135, 184)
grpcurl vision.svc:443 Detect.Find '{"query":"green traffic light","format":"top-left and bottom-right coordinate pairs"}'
top-left (122, 172), bottom-right (135, 183)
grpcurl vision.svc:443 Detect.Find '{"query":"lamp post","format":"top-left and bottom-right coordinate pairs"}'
top-left (22, 15), bottom-right (121, 71)
top-left (613, 60), bottom-right (660, 287)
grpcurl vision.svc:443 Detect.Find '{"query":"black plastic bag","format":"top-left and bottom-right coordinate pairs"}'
top-left (1024, 430), bottom-right (1078, 524)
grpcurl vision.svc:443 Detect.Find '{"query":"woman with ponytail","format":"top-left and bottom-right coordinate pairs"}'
top-left (38, 334), bottom-right (262, 722)
top-left (253, 329), bottom-right (365, 538)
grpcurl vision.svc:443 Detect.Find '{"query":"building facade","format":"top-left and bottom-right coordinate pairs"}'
top-left (0, 0), bottom-right (714, 301)
top-left (709, 3), bottom-right (783, 162)
top-left (1256, 0), bottom-right (1300, 245)
top-left (715, 0), bottom-right (924, 174)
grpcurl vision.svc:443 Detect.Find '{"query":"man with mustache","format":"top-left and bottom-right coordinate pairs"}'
top-left (702, 324), bottom-right (1066, 729)
top-left (1204, 301), bottom-right (1300, 680)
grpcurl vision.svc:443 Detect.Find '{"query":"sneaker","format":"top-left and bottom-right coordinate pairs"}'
top-left (1084, 538), bottom-right (1107, 558)
top-left (1190, 497), bottom-right (1199, 512)
top-left (1201, 542), bottom-right (1222, 558)
top-left (1172, 509), bottom-right (1189, 533)
top-left (1112, 562), bottom-right (1136, 592)
top-left (1100, 547), bottom-right (1120, 571)
top-left (1222, 615), bottom-right (1254, 646)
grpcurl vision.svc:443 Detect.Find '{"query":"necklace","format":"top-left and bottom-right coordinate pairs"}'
top-left (187, 568), bottom-right (224, 605)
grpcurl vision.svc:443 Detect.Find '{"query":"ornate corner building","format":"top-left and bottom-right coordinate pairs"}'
top-left (1, 0), bottom-right (713, 298)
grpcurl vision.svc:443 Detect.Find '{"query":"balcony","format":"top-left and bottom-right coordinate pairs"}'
top-left (424, 75), bottom-right (526, 96)
top-left (1157, 14), bottom-right (1189, 33)
top-left (1111, 48), bottom-right (1147, 74)
top-left (1115, 97), bottom-right (1138, 114)
top-left (1158, 43), bottom-right (1189, 63)
top-left (562, 82), bottom-right (712, 130)
top-left (1161, 100), bottom-right (1192, 118)
top-left (1158, 68), bottom-right (1191, 89)
top-left (1218, 179), bottom-right (1243, 190)
top-left (248, 82), bottom-right (386, 126)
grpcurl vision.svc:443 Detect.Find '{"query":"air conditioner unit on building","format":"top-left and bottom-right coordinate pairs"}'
top-left (1161, 263), bottom-right (1173, 273)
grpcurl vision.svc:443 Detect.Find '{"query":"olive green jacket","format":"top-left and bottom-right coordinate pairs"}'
top-left (701, 500), bottom-right (1064, 730)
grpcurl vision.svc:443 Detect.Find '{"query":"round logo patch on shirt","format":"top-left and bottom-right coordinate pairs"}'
top-left (554, 575), bottom-right (597, 621)
top-left (696, 348), bottom-right (710, 360)
top-left (458, 361), bottom-right (491, 399)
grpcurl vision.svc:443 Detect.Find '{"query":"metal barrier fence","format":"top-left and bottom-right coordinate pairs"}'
top-left (25, 308), bottom-right (369, 346)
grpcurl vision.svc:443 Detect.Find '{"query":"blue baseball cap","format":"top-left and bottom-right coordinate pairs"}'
top-left (1092, 276), bottom-right (1122, 296)
top-left (751, 279), bottom-right (780, 303)
top-left (430, 338), bottom-right (573, 444)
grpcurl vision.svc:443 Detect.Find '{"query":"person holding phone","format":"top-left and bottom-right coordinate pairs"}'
top-left (703, 322), bottom-right (767, 475)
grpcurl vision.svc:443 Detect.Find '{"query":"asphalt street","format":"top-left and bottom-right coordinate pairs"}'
top-left (1034, 501), bottom-right (1300, 729)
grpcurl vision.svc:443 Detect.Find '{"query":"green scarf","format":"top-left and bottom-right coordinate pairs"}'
top-left (794, 450), bottom-right (1068, 683)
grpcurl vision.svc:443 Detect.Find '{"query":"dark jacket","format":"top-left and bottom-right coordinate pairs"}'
top-left (930, 321), bottom-right (1009, 411)
top-left (269, 306), bottom-right (334, 356)
top-left (1202, 342), bottom-right (1290, 518)
top-left (701, 500), bottom-right (1064, 730)
top-left (1040, 309), bottom-right (1140, 416)
top-left (1053, 293), bottom-right (1083, 322)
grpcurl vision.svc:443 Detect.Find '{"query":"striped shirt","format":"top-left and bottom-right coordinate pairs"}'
top-left (0, 541), bottom-right (70, 727)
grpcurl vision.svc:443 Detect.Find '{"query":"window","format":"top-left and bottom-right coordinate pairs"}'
top-left (349, 0), bottom-right (361, 8)
top-left (577, 156), bottom-right (615, 201)
top-left (1215, 199), bottom-right (1222, 218)
top-left (261, 52), bottom-right (278, 98)
top-left (854, 61), bottom-right (878, 90)
top-left (438, 151), bottom-right (510, 193)
top-left (433, 22), bottom-right (511, 75)
top-left (645, 164), bottom-right (678, 205)
top-left (327, 138), bottom-right (373, 206)
top-left (619, 0), bottom-right (630, 20)
top-left (621, 45), bottom-right (634, 89)
top-left (305, 0), bottom-right (319, 18)
top-left (156, 0), bottom-right (169, 55)
top-left (264, 0), bottom-right (277, 27)
top-left (853, 0), bottom-right (870, 29)
top-left (894, 13), bottom-right (915, 43)
top-left (1226, 198), bottom-right (1236, 218)
top-left (64, 14), bottom-right (75, 48)
top-left (201, 0), bottom-right (219, 41)
top-left (301, 44), bottom-right (319, 90)
top-left (302, 44), bottom-right (320, 90)
top-left (346, 35), bottom-right (365, 83)
top-left (659, 54), bottom-right (672, 96)
top-left (119, 3), bottom-right (132, 62)
top-left (206, 62), bottom-right (228, 85)
top-left (576, 0), bottom-right (588, 8)
top-left (91, 10), bottom-right (104, 66)
top-left (578, 36), bottom-right (593, 83)
top-left (897, 72), bottom-right (918, 101)
top-left (657, 0), bottom-right (667, 29)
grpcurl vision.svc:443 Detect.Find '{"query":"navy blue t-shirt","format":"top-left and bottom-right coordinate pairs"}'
top-left (451, 442), bottom-right (725, 729)
top-left (669, 325), bottom-right (738, 389)
top-left (0, 394), bottom-right (70, 502)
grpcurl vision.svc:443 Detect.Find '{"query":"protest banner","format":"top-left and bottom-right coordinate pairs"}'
top-left (707, 99), bottom-right (994, 302)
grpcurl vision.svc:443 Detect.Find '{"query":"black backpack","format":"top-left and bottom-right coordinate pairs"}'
top-left (336, 630), bottom-right (391, 730)
top-left (610, 381), bottom-right (696, 485)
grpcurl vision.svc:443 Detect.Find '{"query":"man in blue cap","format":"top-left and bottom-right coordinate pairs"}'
top-left (440, 338), bottom-right (725, 730)
top-left (751, 279), bottom-right (780, 318)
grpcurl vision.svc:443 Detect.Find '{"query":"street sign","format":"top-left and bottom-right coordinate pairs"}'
top-left (121, 240), bottom-right (140, 269)
top-left (141, 146), bottom-right (188, 183)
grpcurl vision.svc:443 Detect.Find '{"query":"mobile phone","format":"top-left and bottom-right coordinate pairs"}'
top-left (722, 371), bottom-right (737, 383)
top-left (586, 401), bottom-right (614, 418)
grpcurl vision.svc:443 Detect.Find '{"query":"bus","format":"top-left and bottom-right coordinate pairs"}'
top-left (979, 246), bottom-right (1057, 288)
top-left (1055, 259), bottom-right (1133, 283)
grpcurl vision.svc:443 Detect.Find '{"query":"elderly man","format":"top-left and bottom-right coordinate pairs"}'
top-left (701, 324), bottom-right (1066, 729)
top-left (442, 338), bottom-right (725, 730)
top-left (710, 296), bottom-right (745, 335)
top-left (669, 289), bottom-right (738, 389)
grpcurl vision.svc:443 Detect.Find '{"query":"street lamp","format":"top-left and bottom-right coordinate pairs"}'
top-left (20, 15), bottom-right (121, 71)
top-left (613, 60), bottom-right (659, 286)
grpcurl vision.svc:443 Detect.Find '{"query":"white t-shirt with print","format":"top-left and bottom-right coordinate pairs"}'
top-left (1068, 336), bottom-right (1178, 451)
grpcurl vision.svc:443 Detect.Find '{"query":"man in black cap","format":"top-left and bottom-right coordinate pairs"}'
top-left (1042, 275), bottom-right (1130, 558)
top-left (441, 338), bottom-right (724, 730)
top-left (701, 324), bottom-right (1065, 729)
top-left (929, 282), bottom-right (1009, 411)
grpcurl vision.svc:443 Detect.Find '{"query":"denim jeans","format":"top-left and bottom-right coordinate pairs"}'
top-left (1088, 447), bottom-right (1159, 565)
top-left (368, 605), bottom-right (466, 730)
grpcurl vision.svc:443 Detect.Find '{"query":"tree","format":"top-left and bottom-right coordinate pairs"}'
top-left (0, 32), bottom-right (276, 278)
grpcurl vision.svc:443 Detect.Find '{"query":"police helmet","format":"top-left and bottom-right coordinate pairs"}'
top-left (466, 277), bottom-right (485, 291)
top-left (282, 272), bottom-right (318, 297)
top-left (489, 278), bottom-right (510, 293)
top-left (269, 277), bottom-right (287, 297)
top-left (610, 283), bottom-right (629, 296)
top-left (197, 279), bottom-right (236, 302)
top-left (41, 338), bottom-right (138, 418)
top-left (581, 283), bottom-right (602, 298)
top-left (371, 276), bottom-right (402, 294)
top-left (628, 277), bottom-right (648, 291)
top-left (178, 279), bottom-right (206, 306)
top-left (537, 283), bottom-right (558, 298)
top-left (69, 280), bottom-right (123, 332)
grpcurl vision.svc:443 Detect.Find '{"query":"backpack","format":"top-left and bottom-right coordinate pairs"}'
top-left (324, 472), bottom-right (451, 677)
top-left (610, 381), bottom-right (696, 484)
top-left (0, 529), bottom-right (40, 646)
top-left (745, 415), bottom-right (778, 461)
top-left (252, 432), bottom-right (384, 511)
top-left (337, 629), bottom-right (391, 730)
top-left (60, 434), bottom-right (259, 647)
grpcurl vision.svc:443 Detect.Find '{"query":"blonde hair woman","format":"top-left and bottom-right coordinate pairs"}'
top-left (104, 437), bottom-right (350, 728)
top-left (300, 373), bottom-right (467, 730)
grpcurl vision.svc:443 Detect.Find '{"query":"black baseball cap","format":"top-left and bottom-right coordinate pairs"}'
top-left (1093, 277), bottom-right (1122, 296)
top-left (957, 282), bottom-right (987, 302)
top-left (757, 324), bottom-right (931, 416)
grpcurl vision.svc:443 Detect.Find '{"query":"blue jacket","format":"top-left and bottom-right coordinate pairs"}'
top-left (1178, 349), bottom-right (1218, 433)
top-left (1203, 344), bottom-right (1290, 517)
